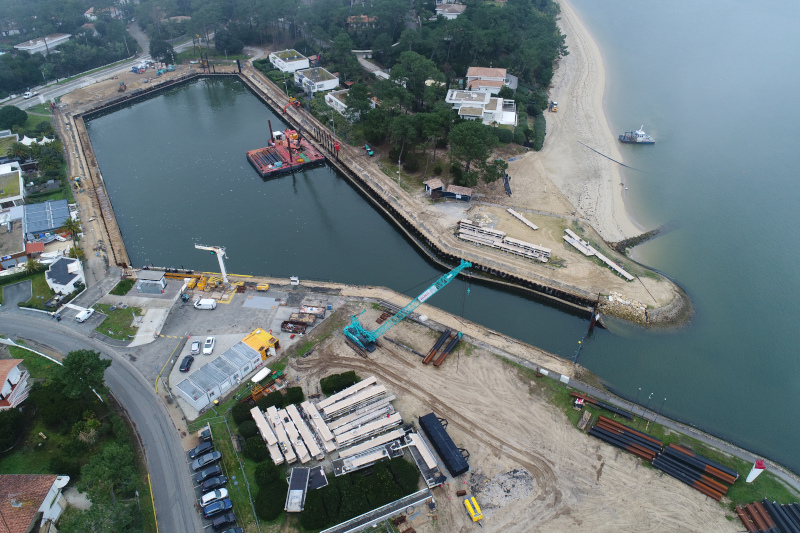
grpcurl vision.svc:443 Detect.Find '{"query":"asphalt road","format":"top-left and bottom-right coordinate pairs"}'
top-left (0, 311), bottom-right (203, 532)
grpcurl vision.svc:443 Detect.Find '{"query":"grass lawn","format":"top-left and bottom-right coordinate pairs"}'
top-left (94, 303), bottom-right (143, 340)
top-left (25, 188), bottom-right (67, 203)
top-left (0, 171), bottom-right (20, 198)
top-left (0, 417), bottom-right (73, 474)
top-left (19, 272), bottom-right (56, 310)
top-left (22, 113), bottom-right (52, 132)
top-left (26, 103), bottom-right (52, 115)
top-left (497, 355), bottom-right (800, 510)
top-left (8, 344), bottom-right (59, 379)
top-left (109, 278), bottom-right (136, 296)
top-left (0, 135), bottom-right (16, 156)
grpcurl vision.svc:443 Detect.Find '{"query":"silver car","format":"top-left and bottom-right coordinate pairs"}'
top-left (190, 340), bottom-right (201, 355)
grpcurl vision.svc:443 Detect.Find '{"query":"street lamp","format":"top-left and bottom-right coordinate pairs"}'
top-left (653, 398), bottom-right (667, 425)
top-left (637, 392), bottom-right (653, 428)
top-left (329, 118), bottom-right (335, 139)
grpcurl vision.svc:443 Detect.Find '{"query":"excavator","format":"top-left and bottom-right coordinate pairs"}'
top-left (344, 260), bottom-right (471, 350)
top-left (283, 98), bottom-right (302, 113)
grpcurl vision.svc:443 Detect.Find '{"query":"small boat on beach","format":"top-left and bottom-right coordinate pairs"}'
top-left (619, 126), bottom-right (655, 144)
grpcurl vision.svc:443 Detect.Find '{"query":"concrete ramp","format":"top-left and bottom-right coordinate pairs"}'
top-left (128, 308), bottom-right (169, 347)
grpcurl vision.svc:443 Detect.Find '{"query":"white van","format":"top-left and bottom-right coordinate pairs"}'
top-left (194, 299), bottom-right (217, 310)
top-left (75, 308), bottom-right (95, 322)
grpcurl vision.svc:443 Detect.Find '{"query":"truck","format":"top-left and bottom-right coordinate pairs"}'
top-left (194, 298), bottom-right (217, 310)
top-left (549, 100), bottom-right (558, 112)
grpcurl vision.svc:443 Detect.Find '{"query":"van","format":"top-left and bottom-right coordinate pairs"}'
top-left (194, 298), bottom-right (217, 310)
top-left (75, 308), bottom-right (95, 323)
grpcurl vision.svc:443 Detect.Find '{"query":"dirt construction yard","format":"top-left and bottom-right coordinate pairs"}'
top-left (291, 304), bottom-right (738, 533)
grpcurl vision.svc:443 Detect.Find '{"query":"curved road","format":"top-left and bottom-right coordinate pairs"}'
top-left (1, 311), bottom-right (202, 532)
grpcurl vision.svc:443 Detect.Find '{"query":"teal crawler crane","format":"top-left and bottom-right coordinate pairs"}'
top-left (344, 260), bottom-right (472, 350)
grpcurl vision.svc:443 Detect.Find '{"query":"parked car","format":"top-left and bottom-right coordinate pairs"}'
top-left (75, 308), bottom-right (95, 323)
top-left (200, 475), bottom-right (228, 492)
top-left (191, 451), bottom-right (222, 471)
top-left (218, 528), bottom-right (243, 533)
top-left (189, 441), bottom-right (213, 459)
top-left (195, 465), bottom-right (222, 483)
top-left (200, 488), bottom-right (229, 507)
top-left (212, 512), bottom-right (236, 530)
top-left (23, 91), bottom-right (38, 99)
top-left (179, 356), bottom-right (194, 372)
top-left (199, 428), bottom-right (212, 442)
top-left (190, 340), bottom-right (201, 355)
top-left (203, 498), bottom-right (232, 519)
top-left (203, 336), bottom-right (215, 355)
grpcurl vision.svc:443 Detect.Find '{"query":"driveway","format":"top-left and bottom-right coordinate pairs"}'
top-left (1, 281), bottom-right (33, 314)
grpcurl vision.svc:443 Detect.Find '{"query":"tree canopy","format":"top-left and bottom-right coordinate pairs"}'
top-left (54, 350), bottom-right (111, 399)
top-left (449, 120), bottom-right (498, 177)
top-left (78, 442), bottom-right (138, 503)
top-left (0, 106), bottom-right (28, 130)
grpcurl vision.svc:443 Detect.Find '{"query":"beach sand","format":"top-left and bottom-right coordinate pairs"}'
top-left (504, 0), bottom-right (641, 243)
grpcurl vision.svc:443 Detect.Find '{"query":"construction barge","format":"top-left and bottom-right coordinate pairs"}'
top-left (246, 124), bottom-right (325, 178)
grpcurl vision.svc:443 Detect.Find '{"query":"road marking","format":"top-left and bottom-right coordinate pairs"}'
top-left (155, 339), bottom-right (182, 392)
top-left (148, 474), bottom-right (159, 533)
top-left (158, 335), bottom-right (180, 338)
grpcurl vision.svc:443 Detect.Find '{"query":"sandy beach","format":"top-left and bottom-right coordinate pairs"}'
top-left (505, 0), bottom-right (641, 243)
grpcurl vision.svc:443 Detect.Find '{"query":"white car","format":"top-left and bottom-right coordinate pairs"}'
top-left (23, 91), bottom-right (38, 99)
top-left (75, 308), bottom-right (95, 322)
top-left (203, 337), bottom-right (215, 355)
top-left (190, 341), bottom-right (201, 355)
top-left (200, 488), bottom-right (228, 507)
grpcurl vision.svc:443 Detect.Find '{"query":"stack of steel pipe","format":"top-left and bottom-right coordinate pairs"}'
top-left (569, 392), bottom-right (633, 419)
top-left (423, 329), bottom-right (451, 365)
top-left (735, 502), bottom-right (779, 533)
top-left (433, 333), bottom-right (461, 367)
top-left (664, 444), bottom-right (738, 484)
top-left (588, 416), bottom-right (662, 462)
top-left (651, 452), bottom-right (726, 501)
top-left (762, 499), bottom-right (800, 533)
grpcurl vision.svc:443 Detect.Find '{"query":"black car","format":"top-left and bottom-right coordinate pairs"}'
top-left (212, 513), bottom-right (236, 530)
top-left (218, 528), bottom-right (243, 533)
top-left (200, 475), bottom-right (228, 492)
top-left (179, 355), bottom-right (194, 372)
top-left (199, 428), bottom-right (212, 442)
top-left (203, 498), bottom-right (233, 519)
top-left (191, 451), bottom-right (222, 471)
top-left (189, 441), bottom-right (213, 459)
top-left (195, 465), bottom-right (222, 483)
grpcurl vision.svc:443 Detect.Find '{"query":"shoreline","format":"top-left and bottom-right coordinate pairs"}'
top-left (535, 0), bottom-right (642, 242)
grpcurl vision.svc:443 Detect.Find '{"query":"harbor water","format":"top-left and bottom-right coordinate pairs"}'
top-left (87, 19), bottom-right (800, 475)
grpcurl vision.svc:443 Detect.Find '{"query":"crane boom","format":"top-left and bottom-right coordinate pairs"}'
top-left (194, 243), bottom-right (229, 284)
top-left (344, 260), bottom-right (471, 350)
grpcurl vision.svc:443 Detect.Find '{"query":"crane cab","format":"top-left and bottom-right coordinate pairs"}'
top-left (464, 497), bottom-right (483, 522)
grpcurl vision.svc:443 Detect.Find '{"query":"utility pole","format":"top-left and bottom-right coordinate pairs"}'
top-left (653, 398), bottom-right (667, 425)
top-left (637, 392), bottom-right (653, 428)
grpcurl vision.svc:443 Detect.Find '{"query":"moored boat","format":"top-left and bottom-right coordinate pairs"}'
top-left (619, 126), bottom-right (655, 144)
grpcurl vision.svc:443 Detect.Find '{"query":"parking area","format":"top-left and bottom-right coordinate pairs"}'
top-left (184, 428), bottom-right (240, 531)
top-left (0, 280), bottom-right (32, 313)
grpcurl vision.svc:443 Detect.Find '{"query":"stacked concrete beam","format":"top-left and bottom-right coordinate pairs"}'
top-left (337, 429), bottom-right (406, 459)
top-left (327, 395), bottom-right (396, 430)
top-left (322, 385), bottom-right (387, 419)
top-left (286, 404), bottom-right (323, 460)
top-left (279, 408), bottom-right (310, 463)
top-left (334, 412), bottom-right (402, 447)
top-left (317, 376), bottom-right (378, 410)
top-left (250, 406), bottom-right (284, 465)
top-left (301, 401), bottom-right (336, 453)
top-left (266, 406), bottom-right (297, 463)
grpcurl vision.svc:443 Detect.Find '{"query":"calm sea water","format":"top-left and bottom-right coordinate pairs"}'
top-left (87, 35), bottom-right (800, 475)
top-left (568, 0), bottom-right (800, 470)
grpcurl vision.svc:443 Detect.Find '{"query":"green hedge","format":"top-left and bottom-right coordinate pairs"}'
top-left (496, 128), bottom-right (514, 144)
top-left (231, 402), bottom-right (252, 425)
top-left (299, 458), bottom-right (420, 530)
top-left (533, 114), bottom-right (546, 151)
top-left (255, 479), bottom-right (288, 521)
top-left (320, 371), bottom-right (360, 396)
top-left (238, 420), bottom-right (258, 439)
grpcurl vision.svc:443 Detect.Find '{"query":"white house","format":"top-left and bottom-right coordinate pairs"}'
top-left (294, 67), bottom-right (339, 94)
top-left (445, 89), bottom-right (517, 126)
top-left (0, 162), bottom-right (24, 208)
top-left (0, 475), bottom-right (70, 532)
top-left (14, 33), bottom-right (71, 55)
top-left (45, 257), bottom-right (85, 295)
top-left (435, 4), bottom-right (466, 19)
top-left (324, 89), bottom-right (376, 119)
top-left (465, 66), bottom-right (518, 94)
top-left (0, 359), bottom-right (30, 410)
top-left (269, 49), bottom-right (310, 73)
top-left (84, 7), bottom-right (97, 20)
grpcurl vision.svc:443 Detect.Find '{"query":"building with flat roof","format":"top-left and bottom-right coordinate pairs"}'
top-left (0, 475), bottom-right (70, 532)
top-left (285, 468), bottom-right (310, 512)
top-left (14, 33), bottom-right (71, 55)
top-left (269, 49), bottom-right (310, 73)
top-left (294, 67), bottom-right (339, 94)
top-left (176, 329), bottom-right (276, 411)
top-left (136, 270), bottom-right (167, 294)
top-left (22, 199), bottom-right (70, 239)
top-left (0, 162), bottom-right (24, 208)
top-left (445, 89), bottom-right (516, 126)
